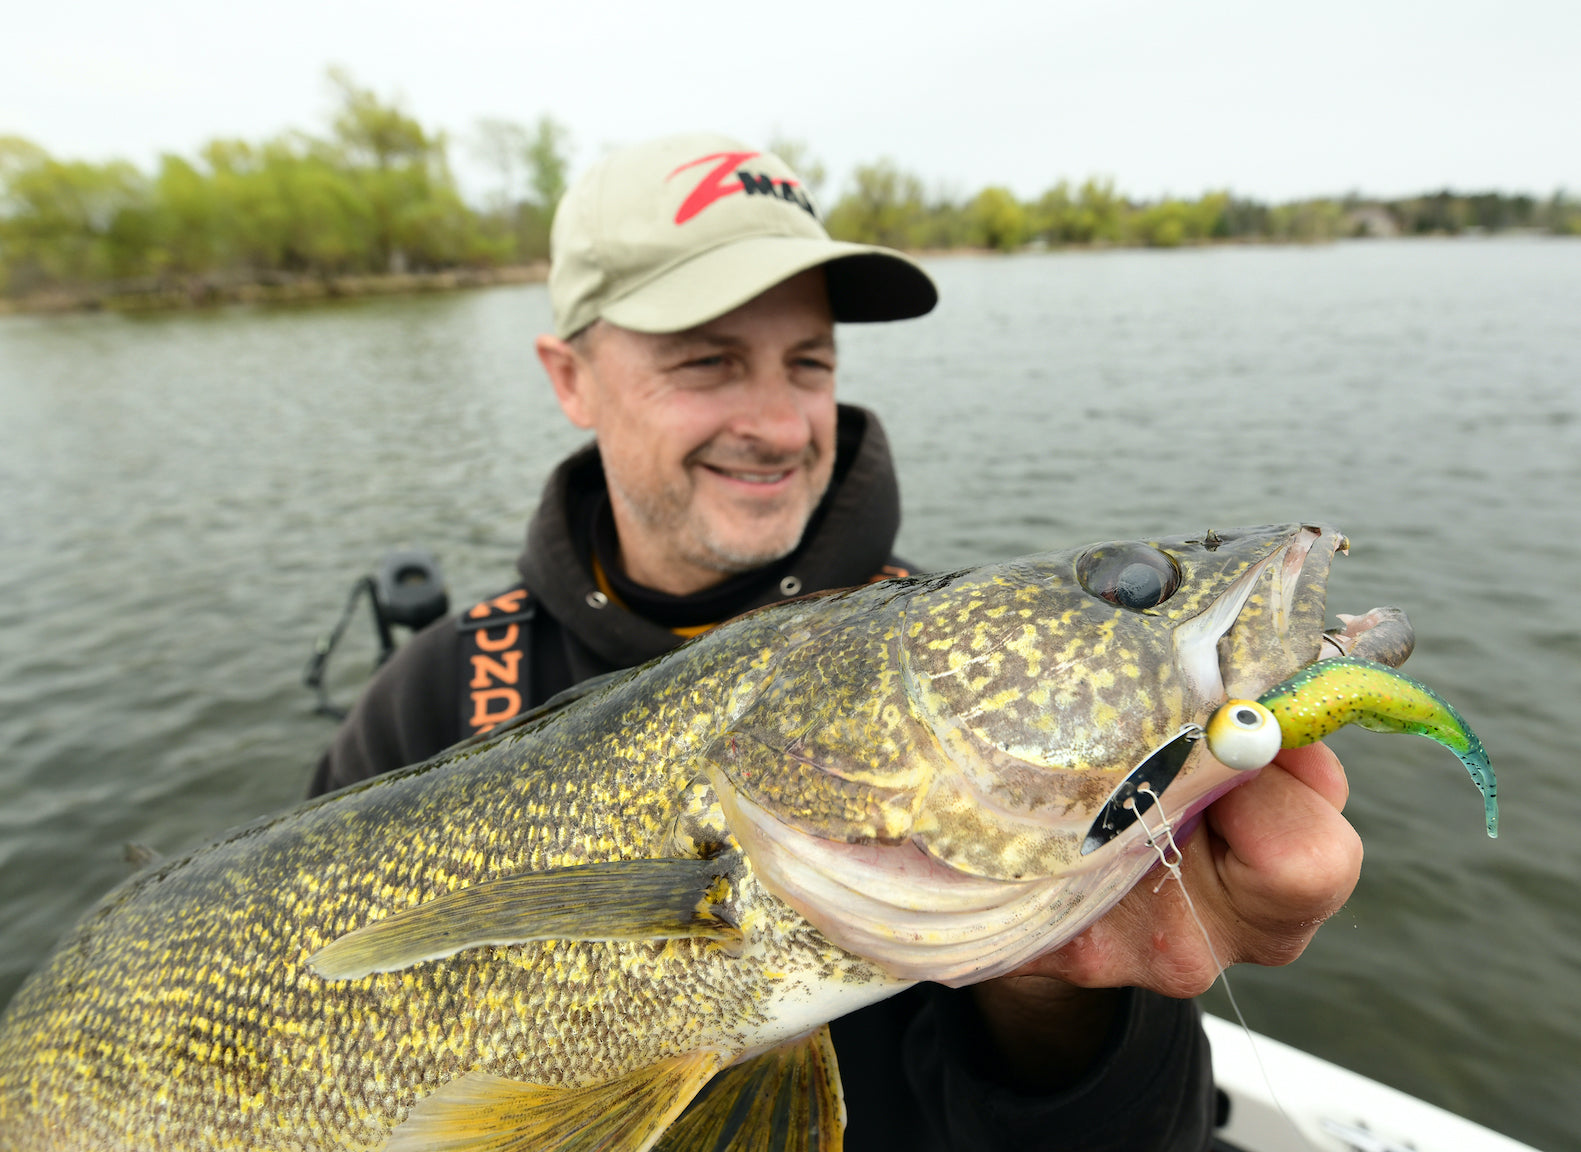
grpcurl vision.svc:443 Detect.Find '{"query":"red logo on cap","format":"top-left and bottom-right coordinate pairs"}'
top-left (669, 151), bottom-right (814, 226)
top-left (669, 151), bottom-right (762, 224)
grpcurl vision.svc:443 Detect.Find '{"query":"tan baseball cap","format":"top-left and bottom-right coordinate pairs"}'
top-left (548, 132), bottom-right (938, 338)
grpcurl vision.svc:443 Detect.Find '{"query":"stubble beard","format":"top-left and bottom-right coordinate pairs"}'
top-left (610, 443), bottom-right (830, 578)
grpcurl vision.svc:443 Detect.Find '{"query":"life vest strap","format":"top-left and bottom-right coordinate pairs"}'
top-left (456, 583), bottom-right (534, 737)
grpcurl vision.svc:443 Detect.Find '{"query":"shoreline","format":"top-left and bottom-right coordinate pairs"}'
top-left (0, 263), bottom-right (549, 317)
top-left (3, 231), bottom-right (1571, 318)
top-left (904, 226), bottom-right (1569, 259)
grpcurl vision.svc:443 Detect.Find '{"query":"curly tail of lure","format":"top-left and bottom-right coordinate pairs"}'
top-left (1206, 655), bottom-right (1498, 838)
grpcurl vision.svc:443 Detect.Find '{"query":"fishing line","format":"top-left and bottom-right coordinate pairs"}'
top-left (1128, 784), bottom-right (1314, 1150)
top-left (1129, 784), bottom-right (1183, 892)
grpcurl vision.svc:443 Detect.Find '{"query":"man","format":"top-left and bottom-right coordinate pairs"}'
top-left (311, 134), bottom-right (1362, 1149)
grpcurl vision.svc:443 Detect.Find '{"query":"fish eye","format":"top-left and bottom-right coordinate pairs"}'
top-left (1075, 544), bottom-right (1181, 611)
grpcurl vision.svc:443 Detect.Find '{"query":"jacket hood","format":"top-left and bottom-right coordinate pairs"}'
top-left (517, 404), bottom-right (903, 667)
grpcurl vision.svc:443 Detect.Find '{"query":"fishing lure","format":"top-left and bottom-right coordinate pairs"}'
top-left (1205, 656), bottom-right (1498, 837)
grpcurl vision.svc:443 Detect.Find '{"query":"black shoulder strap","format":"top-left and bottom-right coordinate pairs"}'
top-left (455, 582), bottom-right (535, 737)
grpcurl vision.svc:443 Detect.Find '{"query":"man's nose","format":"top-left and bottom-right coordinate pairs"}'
top-left (731, 369), bottom-right (815, 454)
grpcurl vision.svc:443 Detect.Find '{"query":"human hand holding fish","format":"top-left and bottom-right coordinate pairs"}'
top-left (970, 741), bottom-right (1363, 1090)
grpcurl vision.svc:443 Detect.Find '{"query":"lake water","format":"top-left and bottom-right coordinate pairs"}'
top-left (2, 238), bottom-right (1578, 1149)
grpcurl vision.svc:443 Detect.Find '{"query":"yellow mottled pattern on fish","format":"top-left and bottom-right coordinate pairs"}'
top-left (0, 628), bottom-right (884, 1150)
top-left (1, 524), bottom-right (1487, 1151)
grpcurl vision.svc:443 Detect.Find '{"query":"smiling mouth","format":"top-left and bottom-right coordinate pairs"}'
top-left (703, 465), bottom-right (795, 485)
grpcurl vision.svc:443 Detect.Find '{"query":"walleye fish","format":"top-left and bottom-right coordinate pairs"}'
top-left (0, 524), bottom-right (1495, 1152)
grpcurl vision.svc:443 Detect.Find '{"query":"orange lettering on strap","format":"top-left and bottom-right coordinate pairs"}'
top-left (490, 590), bottom-right (527, 614)
top-left (470, 688), bottom-right (521, 732)
top-left (468, 590), bottom-right (527, 620)
top-left (475, 624), bottom-right (519, 652)
top-left (470, 651), bottom-right (521, 689)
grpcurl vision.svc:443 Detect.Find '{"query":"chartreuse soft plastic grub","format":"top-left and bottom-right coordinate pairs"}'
top-left (1205, 655), bottom-right (1498, 838)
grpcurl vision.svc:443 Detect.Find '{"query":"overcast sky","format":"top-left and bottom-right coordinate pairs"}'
top-left (5, 0), bottom-right (1577, 205)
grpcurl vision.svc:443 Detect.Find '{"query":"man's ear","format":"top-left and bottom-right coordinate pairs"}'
top-left (536, 333), bottom-right (595, 429)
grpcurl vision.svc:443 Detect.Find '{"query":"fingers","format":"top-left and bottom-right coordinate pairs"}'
top-left (1205, 755), bottom-right (1363, 964)
top-left (1269, 741), bottom-right (1349, 811)
top-left (1008, 749), bottom-right (1364, 998)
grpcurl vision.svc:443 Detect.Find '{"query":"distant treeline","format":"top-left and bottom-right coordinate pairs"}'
top-left (2, 71), bottom-right (1577, 303)
top-left (822, 163), bottom-right (1581, 251)
top-left (0, 70), bottom-right (567, 302)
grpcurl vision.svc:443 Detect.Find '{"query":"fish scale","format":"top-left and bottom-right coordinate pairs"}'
top-left (0, 642), bottom-right (884, 1149)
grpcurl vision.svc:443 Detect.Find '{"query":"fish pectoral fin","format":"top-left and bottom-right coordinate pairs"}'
top-left (653, 1025), bottom-right (845, 1152)
top-left (308, 855), bottom-right (742, 980)
top-left (382, 1049), bottom-right (728, 1152)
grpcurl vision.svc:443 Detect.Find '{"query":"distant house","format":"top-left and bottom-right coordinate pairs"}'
top-left (1346, 205), bottom-right (1399, 238)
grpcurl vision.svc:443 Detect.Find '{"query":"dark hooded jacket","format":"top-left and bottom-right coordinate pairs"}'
top-left (308, 405), bottom-right (1216, 1151)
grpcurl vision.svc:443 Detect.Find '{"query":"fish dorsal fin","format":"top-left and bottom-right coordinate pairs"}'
top-left (652, 1026), bottom-right (845, 1152)
top-left (383, 1049), bottom-right (727, 1152)
top-left (122, 842), bottom-right (162, 869)
top-left (309, 855), bottom-right (741, 980)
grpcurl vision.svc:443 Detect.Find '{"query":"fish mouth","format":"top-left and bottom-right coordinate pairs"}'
top-left (713, 772), bottom-right (1082, 985)
top-left (1199, 523), bottom-right (1415, 700)
top-left (1084, 525), bottom-right (1418, 857)
top-left (1172, 524), bottom-right (1331, 702)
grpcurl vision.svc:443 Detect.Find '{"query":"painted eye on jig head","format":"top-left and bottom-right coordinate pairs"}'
top-left (1205, 699), bottom-right (1283, 771)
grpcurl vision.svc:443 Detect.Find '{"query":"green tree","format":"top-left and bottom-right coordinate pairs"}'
top-left (1219, 195), bottom-right (1271, 239)
top-left (327, 66), bottom-right (433, 170)
top-left (0, 143), bottom-right (152, 290)
top-left (324, 68), bottom-right (472, 271)
top-left (278, 151), bottom-right (375, 272)
top-left (0, 136), bottom-right (49, 193)
top-left (1392, 190), bottom-right (1467, 235)
top-left (1130, 192), bottom-right (1229, 248)
top-left (1267, 199), bottom-right (1346, 242)
top-left (470, 114), bottom-right (571, 262)
top-left (825, 160), bottom-right (929, 249)
top-left (1132, 199), bottom-right (1188, 247)
top-left (1546, 190), bottom-right (1581, 235)
top-left (517, 115), bottom-right (572, 261)
top-left (0, 138), bottom-right (49, 292)
top-left (964, 186), bottom-right (1029, 251)
top-left (1063, 178), bottom-right (1125, 244)
top-left (151, 154), bottom-right (225, 275)
top-left (1030, 180), bottom-right (1075, 244)
top-left (915, 192), bottom-right (971, 250)
top-left (1192, 191), bottom-right (1230, 240)
top-left (201, 138), bottom-right (290, 272)
top-left (523, 116), bottom-right (571, 219)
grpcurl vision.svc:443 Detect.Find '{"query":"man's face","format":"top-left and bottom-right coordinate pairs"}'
top-left (540, 269), bottom-right (838, 596)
